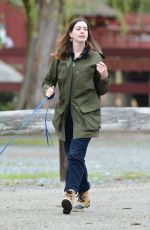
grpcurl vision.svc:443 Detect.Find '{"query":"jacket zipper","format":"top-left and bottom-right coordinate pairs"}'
top-left (69, 60), bottom-right (75, 101)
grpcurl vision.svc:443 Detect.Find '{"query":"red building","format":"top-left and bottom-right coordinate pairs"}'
top-left (0, 1), bottom-right (150, 106)
top-left (88, 13), bottom-right (150, 106)
top-left (0, 1), bottom-right (27, 92)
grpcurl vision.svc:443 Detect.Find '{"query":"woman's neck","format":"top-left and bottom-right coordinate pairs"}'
top-left (72, 42), bottom-right (85, 55)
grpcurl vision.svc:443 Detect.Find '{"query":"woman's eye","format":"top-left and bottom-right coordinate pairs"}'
top-left (75, 27), bottom-right (88, 31)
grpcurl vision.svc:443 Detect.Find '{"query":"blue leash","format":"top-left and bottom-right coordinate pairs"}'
top-left (0, 96), bottom-right (52, 156)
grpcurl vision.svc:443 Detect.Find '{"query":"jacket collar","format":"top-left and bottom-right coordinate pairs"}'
top-left (67, 47), bottom-right (90, 60)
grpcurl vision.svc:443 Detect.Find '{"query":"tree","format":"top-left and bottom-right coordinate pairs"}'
top-left (107, 0), bottom-right (150, 13)
top-left (15, 0), bottom-right (64, 109)
top-left (106, 0), bottom-right (150, 32)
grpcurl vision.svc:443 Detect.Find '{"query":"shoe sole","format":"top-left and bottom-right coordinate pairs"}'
top-left (61, 199), bottom-right (72, 214)
top-left (73, 203), bottom-right (90, 212)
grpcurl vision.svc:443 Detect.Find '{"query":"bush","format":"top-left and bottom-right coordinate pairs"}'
top-left (0, 92), bottom-right (16, 111)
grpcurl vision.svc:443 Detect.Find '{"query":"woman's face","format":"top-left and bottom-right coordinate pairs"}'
top-left (69, 21), bottom-right (88, 43)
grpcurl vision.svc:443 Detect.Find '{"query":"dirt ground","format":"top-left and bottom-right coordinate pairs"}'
top-left (0, 181), bottom-right (150, 230)
top-left (0, 132), bottom-right (150, 229)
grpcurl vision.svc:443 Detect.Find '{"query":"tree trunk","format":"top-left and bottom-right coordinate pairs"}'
top-left (16, 0), bottom-right (63, 109)
top-left (16, 37), bottom-right (36, 109)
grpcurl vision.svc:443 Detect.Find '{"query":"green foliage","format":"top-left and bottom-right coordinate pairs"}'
top-left (8, 0), bottom-right (38, 38)
top-left (106, 0), bottom-right (150, 33)
top-left (22, 0), bottom-right (38, 38)
top-left (0, 39), bottom-right (3, 49)
top-left (62, 0), bottom-right (91, 31)
top-left (8, 0), bottom-right (23, 7)
top-left (61, 0), bottom-right (78, 30)
top-left (107, 0), bottom-right (150, 13)
top-left (0, 14), bottom-right (5, 49)
top-left (0, 101), bottom-right (15, 111)
top-left (0, 92), bottom-right (15, 111)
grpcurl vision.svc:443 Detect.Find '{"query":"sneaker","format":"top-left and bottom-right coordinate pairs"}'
top-left (61, 190), bottom-right (75, 214)
top-left (73, 191), bottom-right (90, 211)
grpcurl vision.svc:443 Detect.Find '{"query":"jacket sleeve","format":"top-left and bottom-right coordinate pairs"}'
top-left (42, 57), bottom-right (59, 95)
top-left (94, 70), bottom-right (110, 96)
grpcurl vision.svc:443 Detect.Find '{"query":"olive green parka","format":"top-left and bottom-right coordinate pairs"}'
top-left (42, 49), bottom-right (110, 141)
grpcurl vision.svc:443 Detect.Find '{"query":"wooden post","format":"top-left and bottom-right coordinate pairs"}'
top-left (59, 140), bottom-right (67, 181)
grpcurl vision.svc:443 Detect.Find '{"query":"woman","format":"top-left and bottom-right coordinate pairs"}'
top-left (42, 17), bottom-right (110, 214)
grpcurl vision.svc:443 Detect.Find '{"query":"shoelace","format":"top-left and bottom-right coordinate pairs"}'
top-left (77, 193), bottom-right (85, 202)
top-left (65, 191), bottom-right (74, 200)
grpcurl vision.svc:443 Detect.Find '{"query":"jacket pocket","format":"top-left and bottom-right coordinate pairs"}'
top-left (52, 107), bottom-right (64, 131)
top-left (79, 106), bottom-right (101, 131)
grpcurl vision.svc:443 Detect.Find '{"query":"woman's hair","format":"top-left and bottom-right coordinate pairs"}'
top-left (53, 17), bottom-right (102, 60)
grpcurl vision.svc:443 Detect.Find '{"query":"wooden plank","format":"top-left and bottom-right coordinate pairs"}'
top-left (101, 107), bottom-right (150, 131)
top-left (103, 48), bottom-right (150, 57)
top-left (109, 83), bottom-right (150, 94)
top-left (1, 47), bottom-right (150, 58)
top-left (0, 83), bottom-right (21, 92)
top-left (0, 109), bottom-right (54, 135)
top-left (105, 58), bottom-right (150, 71)
top-left (0, 48), bottom-right (26, 57)
top-left (0, 108), bottom-right (150, 135)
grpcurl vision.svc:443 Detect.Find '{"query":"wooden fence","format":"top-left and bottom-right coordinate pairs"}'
top-left (0, 108), bottom-right (150, 180)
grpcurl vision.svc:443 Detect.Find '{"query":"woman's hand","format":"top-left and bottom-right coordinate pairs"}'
top-left (96, 62), bottom-right (109, 80)
top-left (46, 86), bottom-right (55, 99)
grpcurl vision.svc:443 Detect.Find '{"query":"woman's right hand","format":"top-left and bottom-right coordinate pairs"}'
top-left (46, 86), bottom-right (55, 99)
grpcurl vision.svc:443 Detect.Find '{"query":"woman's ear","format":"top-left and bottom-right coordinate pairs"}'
top-left (69, 32), bottom-right (72, 38)
top-left (69, 32), bottom-right (73, 41)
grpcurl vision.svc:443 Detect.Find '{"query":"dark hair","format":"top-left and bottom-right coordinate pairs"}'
top-left (53, 17), bottom-right (102, 59)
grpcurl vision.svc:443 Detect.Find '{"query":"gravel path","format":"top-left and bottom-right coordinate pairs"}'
top-left (0, 131), bottom-right (150, 229)
top-left (0, 182), bottom-right (150, 230)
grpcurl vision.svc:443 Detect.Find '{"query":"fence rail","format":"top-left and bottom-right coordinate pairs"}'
top-left (0, 108), bottom-right (150, 135)
top-left (0, 107), bottom-right (149, 181)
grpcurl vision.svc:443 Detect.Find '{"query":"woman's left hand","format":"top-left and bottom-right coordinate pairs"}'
top-left (96, 62), bottom-right (109, 80)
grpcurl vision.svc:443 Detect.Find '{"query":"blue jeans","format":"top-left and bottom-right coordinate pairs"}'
top-left (64, 106), bottom-right (91, 193)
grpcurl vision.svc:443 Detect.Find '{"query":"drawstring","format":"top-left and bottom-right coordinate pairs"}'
top-left (0, 96), bottom-right (52, 156)
top-left (45, 106), bottom-right (53, 146)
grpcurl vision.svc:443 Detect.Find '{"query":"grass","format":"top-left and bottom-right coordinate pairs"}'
top-left (118, 171), bottom-right (150, 180)
top-left (89, 171), bottom-right (150, 181)
top-left (0, 171), bottom-right (59, 180)
top-left (89, 171), bottom-right (108, 180)
top-left (0, 135), bottom-right (58, 146)
top-left (0, 171), bottom-right (149, 183)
